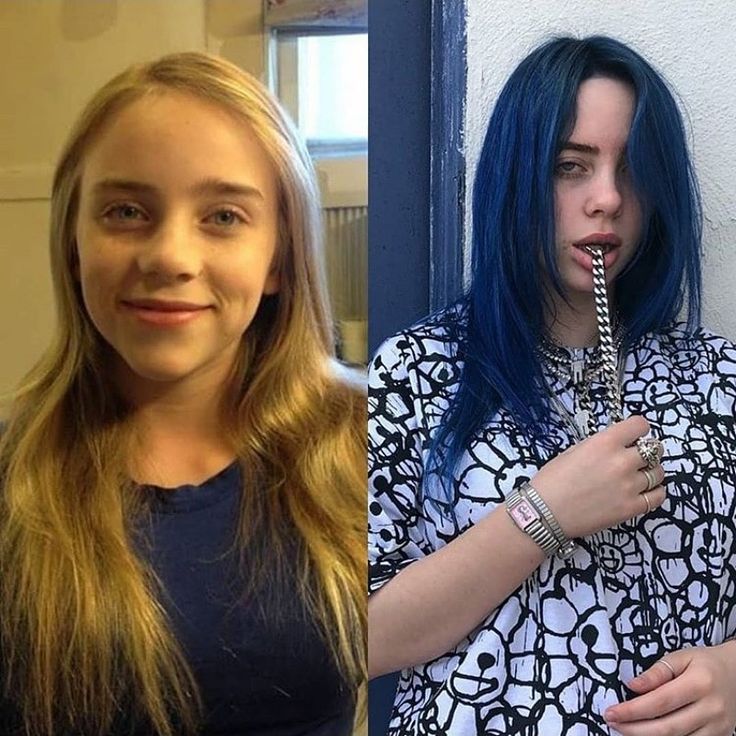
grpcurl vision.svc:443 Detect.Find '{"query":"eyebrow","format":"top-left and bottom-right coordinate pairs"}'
top-left (559, 141), bottom-right (600, 155)
top-left (91, 177), bottom-right (264, 200)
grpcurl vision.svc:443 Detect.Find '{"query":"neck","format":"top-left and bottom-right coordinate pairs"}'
top-left (544, 286), bottom-right (615, 348)
top-left (114, 358), bottom-right (237, 486)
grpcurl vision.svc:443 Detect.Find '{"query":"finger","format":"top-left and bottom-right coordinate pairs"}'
top-left (630, 657), bottom-right (683, 691)
top-left (603, 650), bottom-right (697, 723)
top-left (637, 486), bottom-right (666, 516)
top-left (633, 444), bottom-right (666, 471)
top-left (624, 445), bottom-right (648, 471)
top-left (626, 660), bottom-right (684, 693)
top-left (631, 485), bottom-right (666, 518)
top-left (637, 465), bottom-right (666, 493)
top-left (607, 701), bottom-right (703, 735)
top-left (604, 678), bottom-right (694, 723)
top-left (604, 415), bottom-right (651, 445)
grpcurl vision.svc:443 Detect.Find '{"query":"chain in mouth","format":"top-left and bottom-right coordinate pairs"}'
top-left (579, 242), bottom-right (616, 256)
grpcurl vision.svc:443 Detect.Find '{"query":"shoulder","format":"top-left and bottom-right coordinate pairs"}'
top-left (369, 302), bottom-right (466, 391)
top-left (326, 359), bottom-right (367, 397)
top-left (640, 323), bottom-right (736, 375)
top-left (320, 360), bottom-right (367, 436)
top-left (636, 323), bottom-right (736, 416)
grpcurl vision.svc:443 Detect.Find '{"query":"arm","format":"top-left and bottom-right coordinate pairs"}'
top-left (369, 502), bottom-right (545, 678)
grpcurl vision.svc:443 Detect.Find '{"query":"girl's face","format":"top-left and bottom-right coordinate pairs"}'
top-left (75, 91), bottom-right (280, 391)
top-left (553, 76), bottom-right (642, 297)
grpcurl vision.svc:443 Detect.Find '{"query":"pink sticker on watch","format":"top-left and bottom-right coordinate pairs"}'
top-left (509, 499), bottom-right (540, 527)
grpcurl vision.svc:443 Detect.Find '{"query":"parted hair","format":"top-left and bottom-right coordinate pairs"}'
top-left (0, 52), bottom-right (366, 735)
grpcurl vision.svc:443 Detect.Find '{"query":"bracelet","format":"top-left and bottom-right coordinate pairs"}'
top-left (505, 483), bottom-right (578, 559)
top-left (521, 482), bottom-right (577, 559)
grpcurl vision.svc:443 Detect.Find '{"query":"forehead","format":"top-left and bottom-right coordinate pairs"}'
top-left (567, 77), bottom-right (635, 150)
top-left (79, 90), bottom-right (277, 197)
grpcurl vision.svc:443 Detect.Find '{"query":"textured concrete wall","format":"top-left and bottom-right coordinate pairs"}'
top-left (465, 0), bottom-right (736, 339)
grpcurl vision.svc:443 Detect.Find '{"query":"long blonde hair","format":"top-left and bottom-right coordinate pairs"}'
top-left (0, 52), bottom-right (366, 735)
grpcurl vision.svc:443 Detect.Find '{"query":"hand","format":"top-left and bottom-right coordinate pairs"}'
top-left (604, 643), bottom-right (736, 735)
top-left (530, 415), bottom-right (665, 539)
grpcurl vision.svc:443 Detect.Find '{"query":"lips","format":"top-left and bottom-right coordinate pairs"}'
top-left (574, 233), bottom-right (622, 253)
top-left (120, 298), bottom-right (211, 327)
top-left (571, 233), bottom-right (622, 272)
top-left (122, 298), bottom-right (209, 312)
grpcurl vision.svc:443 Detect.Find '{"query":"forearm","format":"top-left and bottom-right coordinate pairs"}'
top-left (368, 504), bottom-right (546, 678)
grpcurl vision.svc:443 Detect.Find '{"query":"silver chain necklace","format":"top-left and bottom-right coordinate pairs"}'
top-left (590, 248), bottom-right (624, 423)
top-left (540, 247), bottom-right (624, 442)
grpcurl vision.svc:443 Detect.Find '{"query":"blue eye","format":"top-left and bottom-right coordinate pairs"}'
top-left (101, 203), bottom-right (148, 227)
top-left (108, 204), bottom-right (143, 219)
top-left (206, 209), bottom-right (245, 228)
top-left (554, 160), bottom-right (585, 178)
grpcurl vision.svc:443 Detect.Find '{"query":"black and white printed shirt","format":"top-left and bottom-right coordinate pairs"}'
top-left (368, 306), bottom-right (736, 735)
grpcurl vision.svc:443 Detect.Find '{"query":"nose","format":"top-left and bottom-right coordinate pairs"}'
top-left (585, 170), bottom-right (623, 219)
top-left (135, 215), bottom-right (202, 282)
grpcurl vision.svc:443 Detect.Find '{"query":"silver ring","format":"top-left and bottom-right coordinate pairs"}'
top-left (642, 491), bottom-right (652, 514)
top-left (637, 437), bottom-right (664, 469)
top-left (642, 467), bottom-right (658, 492)
top-left (656, 658), bottom-right (676, 680)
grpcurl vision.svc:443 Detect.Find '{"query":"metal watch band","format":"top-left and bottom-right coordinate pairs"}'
top-left (519, 483), bottom-right (578, 560)
top-left (505, 487), bottom-right (559, 556)
top-left (521, 483), bottom-right (565, 543)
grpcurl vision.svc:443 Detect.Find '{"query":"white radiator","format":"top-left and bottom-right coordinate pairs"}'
top-left (322, 204), bottom-right (367, 363)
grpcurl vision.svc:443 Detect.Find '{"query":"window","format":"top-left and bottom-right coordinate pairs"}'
top-left (272, 30), bottom-right (367, 155)
top-left (265, 2), bottom-right (368, 363)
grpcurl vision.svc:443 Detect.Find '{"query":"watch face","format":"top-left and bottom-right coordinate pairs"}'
top-left (509, 499), bottom-right (541, 528)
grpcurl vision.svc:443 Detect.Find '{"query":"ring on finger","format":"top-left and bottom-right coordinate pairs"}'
top-left (637, 436), bottom-right (664, 469)
top-left (641, 467), bottom-right (658, 492)
top-left (655, 658), bottom-right (676, 680)
top-left (642, 491), bottom-right (652, 514)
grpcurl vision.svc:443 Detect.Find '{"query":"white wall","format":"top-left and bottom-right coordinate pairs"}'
top-left (465, 0), bottom-right (736, 339)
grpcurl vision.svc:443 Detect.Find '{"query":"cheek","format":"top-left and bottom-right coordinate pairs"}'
top-left (76, 248), bottom-right (126, 321)
top-left (214, 264), bottom-right (275, 325)
top-left (553, 188), bottom-right (576, 236)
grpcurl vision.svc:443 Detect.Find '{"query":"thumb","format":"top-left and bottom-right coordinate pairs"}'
top-left (627, 651), bottom-right (690, 693)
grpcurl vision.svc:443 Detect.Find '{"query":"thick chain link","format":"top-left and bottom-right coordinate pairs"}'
top-left (589, 248), bottom-right (624, 424)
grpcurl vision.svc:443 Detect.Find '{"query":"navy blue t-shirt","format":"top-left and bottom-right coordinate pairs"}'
top-left (0, 462), bottom-right (355, 735)
top-left (137, 461), bottom-right (355, 735)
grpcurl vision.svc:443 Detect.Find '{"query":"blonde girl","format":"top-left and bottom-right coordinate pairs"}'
top-left (0, 52), bottom-right (365, 736)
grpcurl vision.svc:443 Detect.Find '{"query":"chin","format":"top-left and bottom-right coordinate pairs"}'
top-left (119, 352), bottom-right (207, 385)
top-left (560, 272), bottom-right (596, 297)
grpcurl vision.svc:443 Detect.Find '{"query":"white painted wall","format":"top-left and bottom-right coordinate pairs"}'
top-left (465, 0), bottom-right (736, 339)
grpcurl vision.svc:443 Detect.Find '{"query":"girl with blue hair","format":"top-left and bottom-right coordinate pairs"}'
top-left (368, 36), bottom-right (736, 735)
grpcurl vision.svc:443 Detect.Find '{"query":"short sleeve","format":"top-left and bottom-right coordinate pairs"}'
top-left (368, 335), bottom-right (429, 595)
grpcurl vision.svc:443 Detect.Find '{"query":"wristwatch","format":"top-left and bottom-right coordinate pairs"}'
top-left (505, 486), bottom-right (559, 556)
top-left (521, 482), bottom-right (578, 559)
top-left (505, 484), bottom-right (578, 559)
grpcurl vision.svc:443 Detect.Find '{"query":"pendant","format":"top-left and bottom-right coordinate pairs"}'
top-left (571, 357), bottom-right (585, 384)
top-left (574, 409), bottom-right (590, 437)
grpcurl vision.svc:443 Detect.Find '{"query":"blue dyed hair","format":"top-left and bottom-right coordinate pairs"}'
top-left (428, 35), bottom-right (702, 507)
